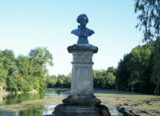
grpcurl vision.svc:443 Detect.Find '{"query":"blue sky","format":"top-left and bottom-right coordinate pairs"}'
top-left (0, 0), bottom-right (143, 75)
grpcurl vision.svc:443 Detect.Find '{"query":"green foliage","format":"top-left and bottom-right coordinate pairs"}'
top-left (93, 68), bottom-right (116, 89)
top-left (0, 47), bottom-right (53, 93)
top-left (116, 40), bottom-right (160, 95)
top-left (129, 45), bottom-right (153, 93)
top-left (134, 0), bottom-right (160, 42)
top-left (46, 68), bottom-right (116, 89)
top-left (0, 49), bottom-right (17, 90)
top-left (46, 74), bottom-right (71, 88)
top-left (151, 37), bottom-right (160, 95)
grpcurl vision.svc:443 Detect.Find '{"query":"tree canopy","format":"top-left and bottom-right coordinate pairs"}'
top-left (135, 0), bottom-right (160, 42)
top-left (0, 47), bottom-right (53, 93)
top-left (115, 39), bottom-right (160, 95)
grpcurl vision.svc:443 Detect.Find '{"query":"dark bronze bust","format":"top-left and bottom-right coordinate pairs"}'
top-left (71, 14), bottom-right (94, 44)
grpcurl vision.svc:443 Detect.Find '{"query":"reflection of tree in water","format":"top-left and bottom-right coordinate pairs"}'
top-left (56, 90), bottom-right (65, 95)
top-left (0, 111), bottom-right (17, 116)
top-left (0, 113), bottom-right (7, 116)
top-left (19, 105), bottom-right (44, 116)
top-left (3, 92), bottom-right (45, 105)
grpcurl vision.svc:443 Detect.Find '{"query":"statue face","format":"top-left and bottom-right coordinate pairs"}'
top-left (77, 14), bottom-right (88, 26)
top-left (80, 18), bottom-right (88, 26)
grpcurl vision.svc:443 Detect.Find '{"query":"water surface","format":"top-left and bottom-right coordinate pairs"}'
top-left (0, 89), bottom-right (121, 116)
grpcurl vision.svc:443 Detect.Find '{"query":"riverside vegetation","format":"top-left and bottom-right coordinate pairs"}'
top-left (0, 1), bottom-right (160, 115)
top-left (0, 39), bottom-right (160, 115)
top-left (46, 38), bottom-right (160, 95)
top-left (0, 47), bottom-right (53, 93)
top-left (0, 39), bottom-right (159, 94)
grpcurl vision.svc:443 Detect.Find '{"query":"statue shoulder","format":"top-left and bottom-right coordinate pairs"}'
top-left (71, 29), bottom-right (80, 36)
top-left (71, 27), bottom-right (94, 37)
top-left (85, 27), bottom-right (94, 37)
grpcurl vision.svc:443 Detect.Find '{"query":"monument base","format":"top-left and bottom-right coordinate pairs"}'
top-left (53, 104), bottom-right (111, 116)
top-left (62, 95), bottom-right (101, 106)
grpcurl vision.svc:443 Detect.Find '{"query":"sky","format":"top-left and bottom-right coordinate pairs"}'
top-left (0, 0), bottom-right (143, 75)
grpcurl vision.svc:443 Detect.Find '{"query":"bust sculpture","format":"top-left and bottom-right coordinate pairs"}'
top-left (71, 14), bottom-right (94, 44)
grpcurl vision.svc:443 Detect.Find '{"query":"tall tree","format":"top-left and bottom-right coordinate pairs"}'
top-left (135, 0), bottom-right (160, 42)
top-left (115, 54), bottom-right (131, 91)
top-left (151, 37), bottom-right (160, 95)
top-left (29, 47), bottom-right (53, 91)
top-left (129, 45), bottom-right (153, 93)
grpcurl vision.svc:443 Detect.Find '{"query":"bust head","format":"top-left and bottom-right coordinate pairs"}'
top-left (77, 14), bottom-right (88, 26)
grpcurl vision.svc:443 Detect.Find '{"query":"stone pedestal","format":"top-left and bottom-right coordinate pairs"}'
top-left (53, 14), bottom-right (111, 116)
top-left (53, 104), bottom-right (110, 116)
top-left (53, 44), bottom-right (111, 116)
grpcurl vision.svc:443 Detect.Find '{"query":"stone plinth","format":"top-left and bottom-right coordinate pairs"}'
top-left (63, 44), bottom-right (100, 106)
top-left (53, 44), bottom-right (111, 116)
top-left (53, 104), bottom-right (110, 116)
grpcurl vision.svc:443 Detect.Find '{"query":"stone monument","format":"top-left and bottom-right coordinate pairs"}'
top-left (53, 14), bottom-right (111, 116)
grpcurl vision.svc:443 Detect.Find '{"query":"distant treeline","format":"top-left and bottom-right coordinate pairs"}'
top-left (46, 74), bottom-right (71, 88)
top-left (46, 67), bottom-right (116, 90)
top-left (1, 38), bottom-right (160, 95)
top-left (0, 47), bottom-right (53, 93)
top-left (46, 38), bottom-right (160, 95)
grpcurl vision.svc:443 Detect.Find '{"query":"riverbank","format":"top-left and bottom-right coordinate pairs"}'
top-left (0, 91), bottom-right (159, 116)
top-left (0, 89), bottom-right (38, 95)
top-left (96, 93), bottom-right (160, 116)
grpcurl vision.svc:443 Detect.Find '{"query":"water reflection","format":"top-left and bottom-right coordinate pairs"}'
top-left (0, 111), bottom-right (18, 116)
top-left (2, 93), bottom-right (45, 105)
top-left (0, 89), bottom-right (120, 116)
top-left (0, 104), bottom-right (45, 116)
top-left (44, 88), bottom-right (69, 98)
top-left (0, 89), bottom-right (69, 116)
top-left (19, 105), bottom-right (44, 116)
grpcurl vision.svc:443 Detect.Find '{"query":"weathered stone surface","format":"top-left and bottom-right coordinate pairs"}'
top-left (67, 44), bottom-right (98, 98)
top-left (68, 44), bottom-right (98, 53)
top-left (62, 95), bottom-right (101, 106)
top-left (53, 104), bottom-right (111, 116)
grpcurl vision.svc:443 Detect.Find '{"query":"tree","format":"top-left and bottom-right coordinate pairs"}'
top-left (128, 45), bottom-right (153, 93)
top-left (151, 37), bottom-right (160, 95)
top-left (134, 0), bottom-right (160, 94)
top-left (107, 67), bottom-right (117, 76)
top-left (0, 50), bottom-right (18, 91)
top-left (16, 55), bottom-right (32, 78)
top-left (46, 75), bottom-right (57, 88)
top-left (115, 54), bottom-right (131, 91)
top-left (93, 69), bottom-right (116, 89)
top-left (29, 47), bottom-right (53, 91)
top-left (0, 60), bottom-right (8, 89)
top-left (0, 47), bottom-right (53, 92)
top-left (135, 0), bottom-right (160, 42)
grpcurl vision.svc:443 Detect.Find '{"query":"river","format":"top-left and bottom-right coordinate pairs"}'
top-left (0, 88), bottom-right (121, 116)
